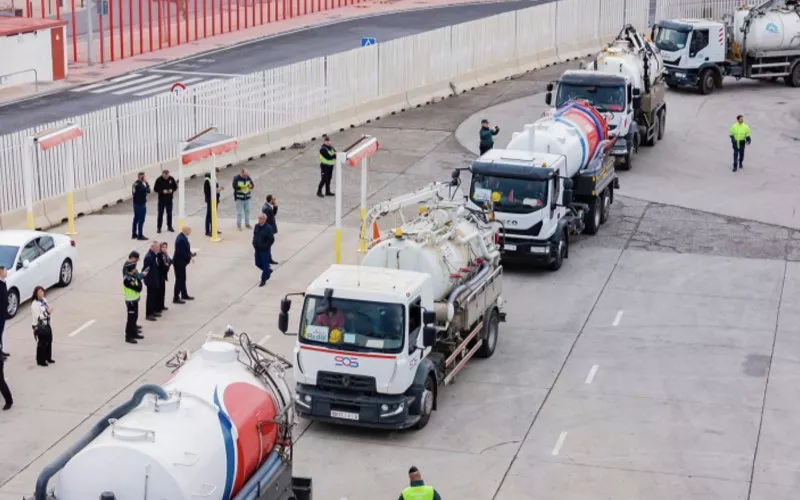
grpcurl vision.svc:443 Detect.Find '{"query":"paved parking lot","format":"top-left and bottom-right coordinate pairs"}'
top-left (1, 64), bottom-right (799, 499)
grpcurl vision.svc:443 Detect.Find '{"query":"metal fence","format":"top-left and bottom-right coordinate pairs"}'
top-left (0, 0), bottom-right (743, 215)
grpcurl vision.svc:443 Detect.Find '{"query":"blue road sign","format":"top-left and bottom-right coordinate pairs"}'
top-left (361, 37), bottom-right (376, 47)
top-left (96, 0), bottom-right (108, 15)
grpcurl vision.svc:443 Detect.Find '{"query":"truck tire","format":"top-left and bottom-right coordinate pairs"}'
top-left (657, 109), bottom-right (666, 141)
top-left (786, 63), bottom-right (800, 87)
top-left (548, 231), bottom-right (567, 271)
top-left (643, 118), bottom-right (658, 147)
top-left (600, 188), bottom-right (611, 225)
top-left (699, 69), bottom-right (716, 95)
top-left (476, 309), bottom-right (499, 359)
top-left (584, 196), bottom-right (601, 235)
top-left (413, 375), bottom-right (436, 430)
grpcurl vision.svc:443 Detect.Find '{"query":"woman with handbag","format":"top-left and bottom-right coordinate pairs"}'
top-left (30, 286), bottom-right (54, 367)
top-left (157, 241), bottom-right (172, 313)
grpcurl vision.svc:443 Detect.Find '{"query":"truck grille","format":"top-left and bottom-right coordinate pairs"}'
top-left (317, 371), bottom-right (377, 393)
top-left (502, 222), bottom-right (542, 238)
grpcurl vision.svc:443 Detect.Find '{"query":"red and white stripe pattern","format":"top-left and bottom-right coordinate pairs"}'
top-left (718, 27), bottom-right (725, 45)
top-left (34, 124), bottom-right (83, 151)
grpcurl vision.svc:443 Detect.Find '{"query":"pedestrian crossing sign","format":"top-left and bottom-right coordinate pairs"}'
top-left (361, 37), bottom-right (376, 47)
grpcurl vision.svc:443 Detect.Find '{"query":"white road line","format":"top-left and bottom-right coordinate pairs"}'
top-left (133, 77), bottom-right (203, 96)
top-left (585, 364), bottom-right (599, 384)
top-left (551, 431), bottom-right (568, 456)
top-left (68, 319), bottom-right (96, 337)
top-left (258, 334), bottom-right (271, 345)
top-left (111, 76), bottom-right (186, 95)
top-left (612, 310), bottom-right (624, 326)
top-left (93, 74), bottom-right (163, 93)
top-left (71, 73), bottom-right (142, 92)
top-left (148, 68), bottom-right (242, 78)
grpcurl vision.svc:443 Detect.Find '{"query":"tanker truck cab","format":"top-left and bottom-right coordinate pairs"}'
top-left (280, 265), bottom-right (441, 430)
top-left (653, 19), bottom-right (725, 92)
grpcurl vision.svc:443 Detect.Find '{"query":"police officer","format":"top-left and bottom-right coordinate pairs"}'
top-left (729, 114), bottom-right (751, 172)
top-left (203, 169), bottom-right (223, 236)
top-left (398, 466), bottom-right (441, 500)
top-left (131, 172), bottom-right (150, 240)
top-left (317, 135), bottom-right (336, 198)
top-left (479, 119), bottom-right (499, 156)
top-left (123, 251), bottom-right (144, 344)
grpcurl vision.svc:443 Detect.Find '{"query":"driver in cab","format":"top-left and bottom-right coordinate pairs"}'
top-left (314, 307), bottom-right (344, 330)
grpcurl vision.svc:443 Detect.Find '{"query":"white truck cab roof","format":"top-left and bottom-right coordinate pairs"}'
top-left (306, 264), bottom-right (429, 303)
top-left (662, 18), bottom-right (720, 29)
top-left (475, 148), bottom-right (562, 172)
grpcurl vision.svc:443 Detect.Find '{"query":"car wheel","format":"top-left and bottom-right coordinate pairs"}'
top-left (413, 375), bottom-right (436, 430)
top-left (6, 288), bottom-right (19, 319)
top-left (58, 259), bottom-right (73, 287)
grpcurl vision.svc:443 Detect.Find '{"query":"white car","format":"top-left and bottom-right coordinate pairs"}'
top-left (0, 230), bottom-right (77, 318)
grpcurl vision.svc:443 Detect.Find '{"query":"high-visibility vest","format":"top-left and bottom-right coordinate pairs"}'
top-left (123, 278), bottom-right (141, 301)
top-left (729, 122), bottom-right (750, 142)
top-left (401, 486), bottom-right (435, 500)
top-left (320, 146), bottom-right (336, 166)
top-left (235, 178), bottom-right (253, 199)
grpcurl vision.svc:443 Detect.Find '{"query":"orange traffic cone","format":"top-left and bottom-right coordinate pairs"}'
top-left (372, 221), bottom-right (380, 240)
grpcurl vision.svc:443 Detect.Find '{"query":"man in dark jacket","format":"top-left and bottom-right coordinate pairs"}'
top-left (261, 194), bottom-right (279, 265)
top-left (142, 241), bottom-right (162, 321)
top-left (317, 136), bottom-right (336, 198)
top-left (153, 169), bottom-right (178, 233)
top-left (172, 226), bottom-right (196, 303)
top-left (203, 169), bottom-right (223, 237)
top-left (252, 213), bottom-right (275, 287)
top-left (131, 172), bottom-right (150, 240)
top-left (123, 253), bottom-right (144, 344)
top-left (0, 266), bottom-right (8, 358)
top-left (479, 119), bottom-right (500, 155)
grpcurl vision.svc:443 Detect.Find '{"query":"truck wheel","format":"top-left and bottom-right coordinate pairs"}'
top-left (600, 189), bottom-right (611, 224)
top-left (548, 232), bottom-right (567, 271)
top-left (657, 110), bottom-right (666, 140)
top-left (584, 196), bottom-right (601, 235)
top-left (413, 375), bottom-right (435, 430)
top-left (643, 118), bottom-right (658, 147)
top-left (699, 69), bottom-right (716, 95)
top-left (476, 309), bottom-right (499, 359)
top-left (786, 63), bottom-right (800, 87)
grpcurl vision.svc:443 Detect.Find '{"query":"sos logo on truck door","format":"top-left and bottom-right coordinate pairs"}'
top-left (335, 356), bottom-right (360, 368)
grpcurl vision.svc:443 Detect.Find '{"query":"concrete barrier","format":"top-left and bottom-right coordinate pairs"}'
top-left (355, 94), bottom-right (408, 124)
top-left (474, 60), bottom-right (518, 87)
top-left (0, 204), bottom-right (49, 231)
top-left (406, 82), bottom-right (453, 108)
top-left (267, 123), bottom-right (304, 150)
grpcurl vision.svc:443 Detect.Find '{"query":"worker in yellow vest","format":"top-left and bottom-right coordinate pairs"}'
top-left (729, 114), bottom-right (751, 172)
top-left (398, 466), bottom-right (441, 500)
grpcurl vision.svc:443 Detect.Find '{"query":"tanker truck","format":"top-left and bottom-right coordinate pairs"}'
top-left (277, 181), bottom-right (506, 430)
top-left (25, 329), bottom-right (312, 500)
top-left (545, 24), bottom-right (667, 170)
top-left (653, 0), bottom-right (800, 93)
top-left (465, 99), bottom-right (618, 270)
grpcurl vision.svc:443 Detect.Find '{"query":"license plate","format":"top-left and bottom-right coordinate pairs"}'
top-left (331, 410), bottom-right (359, 421)
top-left (504, 244), bottom-right (517, 251)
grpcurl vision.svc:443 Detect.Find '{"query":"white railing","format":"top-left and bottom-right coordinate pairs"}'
top-left (0, 0), bottom-right (744, 219)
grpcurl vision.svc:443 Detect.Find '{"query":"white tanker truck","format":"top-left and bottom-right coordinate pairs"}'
top-left (654, 0), bottom-right (800, 93)
top-left (545, 24), bottom-right (667, 170)
top-left (277, 181), bottom-right (505, 430)
top-left (25, 330), bottom-right (312, 500)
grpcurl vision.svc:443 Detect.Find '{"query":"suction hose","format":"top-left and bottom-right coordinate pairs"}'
top-left (447, 262), bottom-right (490, 315)
top-left (34, 384), bottom-right (169, 500)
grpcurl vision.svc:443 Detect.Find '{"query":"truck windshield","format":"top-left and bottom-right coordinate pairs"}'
top-left (470, 173), bottom-right (548, 214)
top-left (555, 84), bottom-right (625, 112)
top-left (654, 27), bottom-right (689, 52)
top-left (299, 295), bottom-right (405, 353)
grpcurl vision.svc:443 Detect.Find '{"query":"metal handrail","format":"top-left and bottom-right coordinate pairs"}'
top-left (0, 68), bottom-right (39, 92)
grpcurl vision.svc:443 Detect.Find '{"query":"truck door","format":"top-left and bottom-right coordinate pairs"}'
top-left (688, 28), bottom-right (710, 67)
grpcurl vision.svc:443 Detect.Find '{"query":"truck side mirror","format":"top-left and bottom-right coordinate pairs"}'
top-left (422, 326), bottom-right (436, 347)
top-left (545, 92), bottom-right (552, 106)
top-left (546, 82), bottom-right (554, 91)
top-left (562, 178), bottom-right (574, 206)
top-left (280, 298), bottom-right (292, 313)
top-left (632, 88), bottom-right (641, 97)
top-left (278, 312), bottom-right (291, 334)
top-left (422, 310), bottom-right (436, 325)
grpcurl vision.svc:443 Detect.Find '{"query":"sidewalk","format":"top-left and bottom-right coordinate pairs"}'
top-left (0, 0), bottom-right (514, 105)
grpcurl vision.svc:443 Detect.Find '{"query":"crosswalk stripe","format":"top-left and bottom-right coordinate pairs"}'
top-left (93, 74), bottom-right (164, 93)
top-left (133, 77), bottom-right (203, 96)
top-left (112, 76), bottom-right (191, 95)
top-left (71, 73), bottom-right (143, 92)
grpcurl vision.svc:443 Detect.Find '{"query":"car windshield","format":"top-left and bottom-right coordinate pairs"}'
top-left (556, 83), bottom-right (625, 112)
top-left (0, 245), bottom-right (18, 269)
top-left (470, 173), bottom-right (548, 214)
top-left (654, 26), bottom-right (690, 52)
top-left (299, 295), bottom-right (405, 353)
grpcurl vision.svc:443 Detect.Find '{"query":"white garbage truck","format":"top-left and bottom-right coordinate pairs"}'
top-left (545, 24), bottom-right (667, 169)
top-left (25, 329), bottom-right (312, 500)
top-left (277, 181), bottom-right (506, 430)
top-left (653, 0), bottom-right (800, 93)
top-left (465, 99), bottom-right (618, 271)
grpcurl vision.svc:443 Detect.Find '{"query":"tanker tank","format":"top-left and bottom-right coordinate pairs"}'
top-left (506, 99), bottom-right (610, 179)
top-left (28, 332), bottom-right (303, 500)
top-left (592, 28), bottom-right (665, 92)
top-left (733, 4), bottom-right (800, 52)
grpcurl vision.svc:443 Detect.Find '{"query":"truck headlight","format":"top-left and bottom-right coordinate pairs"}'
top-left (380, 402), bottom-right (405, 418)
top-left (295, 393), bottom-right (311, 409)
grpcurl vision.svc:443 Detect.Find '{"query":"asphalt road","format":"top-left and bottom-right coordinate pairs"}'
top-left (0, 0), bottom-right (543, 135)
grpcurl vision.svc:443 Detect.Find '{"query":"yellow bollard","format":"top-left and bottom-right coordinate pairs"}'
top-left (358, 207), bottom-right (367, 253)
top-left (65, 191), bottom-right (77, 235)
top-left (335, 228), bottom-right (342, 264)
top-left (210, 196), bottom-right (221, 242)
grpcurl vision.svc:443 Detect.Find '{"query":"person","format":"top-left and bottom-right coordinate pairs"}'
top-left (203, 169), bottom-right (223, 237)
top-left (398, 466), bottom-right (441, 500)
top-left (30, 286), bottom-right (54, 367)
top-left (157, 241), bottom-right (172, 314)
top-left (317, 135), bottom-right (336, 198)
top-left (479, 119), bottom-right (500, 155)
top-left (252, 213), bottom-right (275, 287)
top-left (0, 353), bottom-right (11, 410)
top-left (729, 114), bottom-right (751, 172)
top-left (232, 168), bottom-right (255, 230)
top-left (0, 266), bottom-right (8, 359)
top-left (315, 307), bottom-right (345, 330)
top-left (153, 169), bottom-right (178, 233)
top-left (173, 226), bottom-right (196, 303)
top-left (142, 241), bottom-right (161, 321)
top-left (123, 254), bottom-right (144, 344)
top-left (131, 172), bottom-right (151, 240)
top-left (261, 194), bottom-right (279, 265)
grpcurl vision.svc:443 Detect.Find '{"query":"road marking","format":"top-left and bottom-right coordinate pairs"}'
top-left (94, 74), bottom-right (163, 93)
top-left (585, 364), bottom-right (599, 384)
top-left (148, 69), bottom-right (242, 78)
top-left (133, 77), bottom-right (203, 96)
top-left (551, 431), bottom-right (568, 456)
top-left (112, 76), bottom-right (187, 95)
top-left (612, 310), bottom-right (624, 326)
top-left (71, 73), bottom-right (142, 92)
top-left (259, 334), bottom-right (271, 345)
top-left (68, 319), bottom-right (96, 337)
